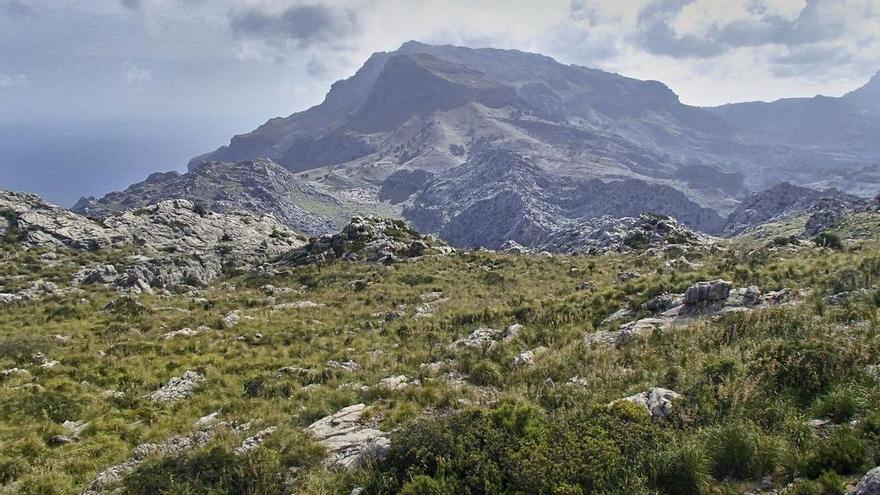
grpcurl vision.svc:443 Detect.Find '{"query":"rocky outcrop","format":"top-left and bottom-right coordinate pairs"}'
top-left (612, 388), bottom-right (682, 420)
top-left (0, 280), bottom-right (73, 306)
top-left (148, 371), bottom-right (205, 404)
top-left (683, 279), bottom-right (732, 305)
top-left (282, 216), bottom-right (453, 265)
top-left (73, 159), bottom-right (337, 235)
top-left (84, 419), bottom-right (256, 494)
top-left (721, 183), bottom-right (869, 236)
top-left (2, 190), bottom-right (307, 291)
top-left (305, 404), bottom-right (391, 470)
top-left (586, 281), bottom-right (797, 347)
top-left (537, 213), bottom-right (713, 255)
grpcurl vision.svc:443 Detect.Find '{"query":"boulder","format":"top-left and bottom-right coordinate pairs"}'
top-left (378, 375), bottom-right (410, 390)
top-left (222, 310), bottom-right (243, 329)
top-left (450, 327), bottom-right (501, 350)
top-left (683, 279), bottom-right (732, 305)
top-left (852, 466), bottom-right (880, 495)
top-left (513, 347), bottom-right (547, 367)
top-left (305, 404), bottom-right (391, 470)
top-left (613, 388), bottom-right (682, 420)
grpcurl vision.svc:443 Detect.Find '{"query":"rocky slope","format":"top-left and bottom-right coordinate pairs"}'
top-left (722, 182), bottom-right (874, 237)
top-left (535, 213), bottom-right (713, 255)
top-left (72, 159), bottom-right (339, 235)
top-left (404, 150), bottom-right (723, 248)
top-left (3, 205), bottom-right (880, 494)
top-left (1, 190), bottom-right (306, 291)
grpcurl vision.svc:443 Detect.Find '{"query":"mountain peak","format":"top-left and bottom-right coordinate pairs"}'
top-left (398, 40), bottom-right (430, 51)
top-left (843, 70), bottom-right (880, 100)
top-left (867, 70), bottom-right (880, 89)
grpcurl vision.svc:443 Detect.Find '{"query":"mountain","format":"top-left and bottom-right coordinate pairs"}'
top-left (86, 42), bottom-right (879, 248)
top-left (708, 71), bottom-right (880, 194)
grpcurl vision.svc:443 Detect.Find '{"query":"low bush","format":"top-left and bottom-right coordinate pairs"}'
top-left (752, 339), bottom-right (852, 403)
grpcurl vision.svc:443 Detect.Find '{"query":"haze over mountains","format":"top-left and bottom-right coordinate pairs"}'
top-left (75, 41), bottom-right (880, 248)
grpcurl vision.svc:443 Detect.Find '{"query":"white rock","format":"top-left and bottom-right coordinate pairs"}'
top-left (194, 412), bottom-right (220, 428)
top-left (163, 327), bottom-right (200, 339)
top-left (305, 404), bottom-right (391, 471)
top-left (222, 310), bottom-right (242, 328)
top-left (235, 426), bottom-right (276, 455)
top-left (273, 300), bottom-right (324, 310)
top-left (148, 371), bottom-right (205, 403)
top-left (852, 466), bottom-right (880, 495)
top-left (378, 375), bottom-right (409, 390)
top-left (612, 387), bottom-right (682, 420)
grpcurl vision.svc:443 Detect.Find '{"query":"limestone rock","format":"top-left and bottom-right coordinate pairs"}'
top-left (2, 190), bottom-right (307, 291)
top-left (683, 279), bottom-right (732, 305)
top-left (235, 426), bottom-right (277, 455)
top-left (613, 388), bottom-right (682, 420)
top-left (513, 347), bottom-right (547, 367)
top-left (450, 327), bottom-right (501, 350)
top-left (378, 375), bottom-right (410, 390)
top-left (852, 466), bottom-right (880, 495)
top-left (73, 159), bottom-right (337, 235)
top-left (305, 404), bottom-right (391, 470)
top-left (148, 371), bottom-right (205, 403)
top-left (282, 216), bottom-right (452, 266)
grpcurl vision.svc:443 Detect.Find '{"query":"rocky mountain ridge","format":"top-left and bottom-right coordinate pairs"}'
top-left (72, 159), bottom-right (339, 236)
top-left (722, 182), bottom-right (877, 237)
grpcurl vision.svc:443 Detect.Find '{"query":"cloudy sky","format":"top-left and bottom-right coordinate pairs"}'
top-left (2, 0), bottom-right (879, 204)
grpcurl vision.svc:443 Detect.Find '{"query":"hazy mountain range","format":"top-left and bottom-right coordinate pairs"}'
top-left (74, 41), bottom-right (880, 248)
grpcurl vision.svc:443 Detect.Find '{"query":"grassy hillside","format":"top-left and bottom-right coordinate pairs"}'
top-left (1, 236), bottom-right (880, 494)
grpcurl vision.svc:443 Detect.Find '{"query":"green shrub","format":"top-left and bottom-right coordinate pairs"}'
top-left (825, 256), bottom-right (880, 293)
top-left (374, 402), bottom-right (668, 494)
top-left (812, 388), bottom-right (861, 423)
top-left (802, 428), bottom-right (867, 478)
top-left (705, 421), bottom-right (778, 481)
top-left (813, 232), bottom-right (843, 250)
top-left (400, 475), bottom-right (446, 495)
top-left (467, 361), bottom-right (503, 387)
top-left (785, 471), bottom-right (845, 495)
top-left (752, 339), bottom-right (851, 402)
top-left (123, 445), bottom-right (285, 494)
top-left (650, 439), bottom-right (711, 495)
top-left (0, 455), bottom-right (28, 484)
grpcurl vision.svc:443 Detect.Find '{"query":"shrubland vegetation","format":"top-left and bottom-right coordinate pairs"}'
top-left (1, 234), bottom-right (879, 494)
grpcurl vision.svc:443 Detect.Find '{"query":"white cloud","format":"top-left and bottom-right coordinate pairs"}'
top-left (4, 0), bottom-right (879, 119)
